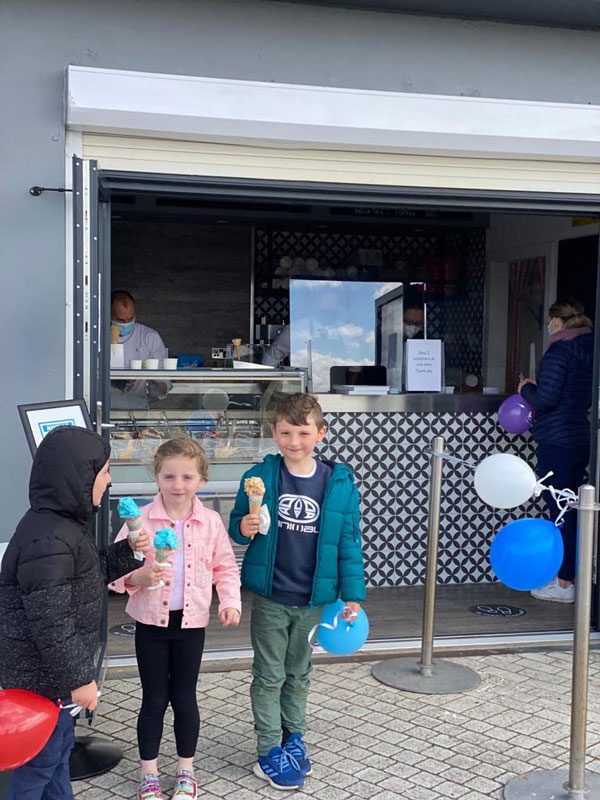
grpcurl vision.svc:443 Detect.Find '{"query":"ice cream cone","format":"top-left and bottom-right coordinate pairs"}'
top-left (248, 496), bottom-right (264, 517)
top-left (118, 497), bottom-right (144, 561)
top-left (110, 324), bottom-right (120, 344)
top-left (154, 548), bottom-right (173, 565)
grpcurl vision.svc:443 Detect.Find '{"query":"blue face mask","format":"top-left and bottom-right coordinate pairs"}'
top-left (547, 322), bottom-right (554, 336)
top-left (112, 319), bottom-right (136, 337)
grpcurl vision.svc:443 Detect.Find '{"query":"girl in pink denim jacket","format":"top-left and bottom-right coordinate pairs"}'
top-left (110, 437), bottom-right (241, 800)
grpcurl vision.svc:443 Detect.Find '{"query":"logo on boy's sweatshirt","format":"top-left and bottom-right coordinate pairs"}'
top-left (279, 494), bottom-right (320, 532)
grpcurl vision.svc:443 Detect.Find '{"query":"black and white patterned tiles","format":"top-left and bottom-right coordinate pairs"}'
top-left (319, 411), bottom-right (546, 588)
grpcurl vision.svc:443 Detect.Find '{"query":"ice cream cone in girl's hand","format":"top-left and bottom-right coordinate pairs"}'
top-left (147, 528), bottom-right (177, 591)
top-left (244, 476), bottom-right (265, 517)
top-left (118, 496), bottom-right (144, 561)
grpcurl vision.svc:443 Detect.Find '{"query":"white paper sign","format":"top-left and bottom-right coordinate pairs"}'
top-left (405, 339), bottom-right (443, 392)
top-left (110, 343), bottom-right (125, 369)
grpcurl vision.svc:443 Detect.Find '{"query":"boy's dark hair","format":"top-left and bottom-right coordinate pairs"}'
top-left (272, 393), bottom-right (325, 430)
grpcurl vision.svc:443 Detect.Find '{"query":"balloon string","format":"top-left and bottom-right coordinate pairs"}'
top-left (534, 471), bottom-right (578, 526)
top-left (430, 452), bottom-right (478, 469)
top-left (307, 608), bottom-right (357, 650)
top-left (58, 691), bottom-right (101, 718)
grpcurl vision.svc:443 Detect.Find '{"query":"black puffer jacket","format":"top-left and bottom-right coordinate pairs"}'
top-left (0, 426), bottom-right (140, 698)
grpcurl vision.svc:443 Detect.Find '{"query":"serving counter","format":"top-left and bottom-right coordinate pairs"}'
top-left (107, 377), bottom-right (542, 589)
top-left (315, 391), bottom-right (543, 589)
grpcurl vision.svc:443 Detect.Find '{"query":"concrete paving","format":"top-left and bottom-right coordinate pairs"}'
top-left (73, 650), bottom-right (600, 799)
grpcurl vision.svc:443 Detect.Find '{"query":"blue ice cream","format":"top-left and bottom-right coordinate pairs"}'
top-left (118, 496), bottom-right (140, 519)
top-left (153, 528), bottom-right (178, 551)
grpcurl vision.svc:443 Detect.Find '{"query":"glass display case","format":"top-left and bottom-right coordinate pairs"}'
top-left (108, 368), bottom-right (307, 494)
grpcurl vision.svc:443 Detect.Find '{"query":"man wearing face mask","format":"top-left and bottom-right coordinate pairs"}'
top-left (111, 291), bottom-right (168, 409)
top-left (111, 290), bottom-right (168, 365)
top-left (403, 306), bottom-right (425, 340)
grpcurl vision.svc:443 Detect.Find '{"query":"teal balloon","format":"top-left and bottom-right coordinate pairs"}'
top-left (490, 518), bottom-right (564, 591)
top-left (317, 599), bottom-right (369, 656)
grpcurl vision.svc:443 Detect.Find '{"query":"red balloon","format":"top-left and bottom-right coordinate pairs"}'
top-left (0, 689), bottom-right (59, 770)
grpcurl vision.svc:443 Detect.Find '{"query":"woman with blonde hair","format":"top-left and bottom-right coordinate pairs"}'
top-left (518, 300), bottom-right (594, 603)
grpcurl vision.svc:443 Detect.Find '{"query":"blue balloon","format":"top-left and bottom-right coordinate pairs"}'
top-left (316, 600), bottom-right (369, 656)
top-left (490, 518), bottom-right (564, 591)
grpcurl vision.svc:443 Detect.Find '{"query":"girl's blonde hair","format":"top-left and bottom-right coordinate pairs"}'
top-left (153, 436), bottom-right (208, 481)
top-left (548, 300), bottom-right (593, 331)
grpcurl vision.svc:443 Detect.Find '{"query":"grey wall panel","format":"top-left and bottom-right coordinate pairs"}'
top-left (1, 0), bottom-right (599, 536)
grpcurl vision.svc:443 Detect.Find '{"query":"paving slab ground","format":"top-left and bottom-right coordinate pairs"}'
top-left (73, 650), bottom-right (600, 799)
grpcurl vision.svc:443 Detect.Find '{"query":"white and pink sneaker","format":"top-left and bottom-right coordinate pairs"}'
top-left (172, 769), bottom-right (197, 799)
top-left (531, 577), bottom-right (575, 603)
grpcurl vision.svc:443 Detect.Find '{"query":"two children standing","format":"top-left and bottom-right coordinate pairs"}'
top-left (0, 393), bottom-right (365, 800)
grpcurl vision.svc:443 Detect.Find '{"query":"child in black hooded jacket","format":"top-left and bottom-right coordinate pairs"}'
top-left (0, 426), bottom-right (150, 800)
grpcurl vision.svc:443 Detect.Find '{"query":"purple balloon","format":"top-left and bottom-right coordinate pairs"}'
top-left (497, 393), bottom-right (533, 434)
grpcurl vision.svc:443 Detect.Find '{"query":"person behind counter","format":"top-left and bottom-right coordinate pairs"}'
top-left (111, 290), bottom-right (168, 365)
top-left (111, 290), bottom-right (169, 408)
top-left (403, 305), bottom-right (425, 339)
top-left (262, 324), bottom-right (290, 368)
top-left (518, 300), bottom-right (594, 604)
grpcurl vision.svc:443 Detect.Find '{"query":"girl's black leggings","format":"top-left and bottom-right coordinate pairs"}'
top-left (135, 611), bottom-right (206, 760)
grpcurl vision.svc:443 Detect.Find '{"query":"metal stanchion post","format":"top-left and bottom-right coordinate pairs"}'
top-left (420, 435), bottom-right (444, 677)
top-left (504, 484), bottom-right (600, 799)
top-left (372, 436), bottom-right (480, 693)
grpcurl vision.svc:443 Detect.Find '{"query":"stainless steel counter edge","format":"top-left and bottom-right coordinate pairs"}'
top-left (315, 393), bottom-right (507, 413)
top-left (110, 481), bottom-right (240, 497)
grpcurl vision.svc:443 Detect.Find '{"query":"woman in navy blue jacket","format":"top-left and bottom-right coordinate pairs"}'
top-left (518, 301), bottom-right (594, 603)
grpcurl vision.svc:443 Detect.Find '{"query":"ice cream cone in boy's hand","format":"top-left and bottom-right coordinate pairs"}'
top-left (147, 528), bottom-right (177, 591)
top-left (110, 324), bottom-right (120, 344)
top-left (245, 476), bottom-right (265, 517)
top-left (118, 496), bottom-right (144, 561)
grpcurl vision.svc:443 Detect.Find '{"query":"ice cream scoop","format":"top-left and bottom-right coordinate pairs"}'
top-left (244, 476), bottom-right (266, 518)
top-left (153, 527), bottom-right (178, 558)
top-left (147, 527), bottom-right (178, 591)
top-left (118, 496), bottom-right (144, 561)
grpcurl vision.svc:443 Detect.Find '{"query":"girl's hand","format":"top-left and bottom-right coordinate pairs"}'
top-left (128, 564), bottom-right (165, 588)
top-left (219, 608), bottom-right (241, 627)
top-left (72, 680), bottom-right (98, 711)
top-left (240, 514), bottom-right (259, 539)
top-left (129, 529), bottom-right (151, 554)
top-left (341, 602), bottom-right (361, 621)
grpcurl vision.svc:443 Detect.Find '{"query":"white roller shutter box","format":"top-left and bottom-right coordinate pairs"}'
top-left (82, 133), bottom-right (600, 195)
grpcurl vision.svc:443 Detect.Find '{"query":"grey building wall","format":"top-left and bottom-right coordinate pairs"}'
top-left (1, 0), bottom-right (600, 537)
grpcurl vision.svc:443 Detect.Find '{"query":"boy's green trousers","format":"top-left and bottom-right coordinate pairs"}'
top-left (250, 594), bottom-right (323, 756)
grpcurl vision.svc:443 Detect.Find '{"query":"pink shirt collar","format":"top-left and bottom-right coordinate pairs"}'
top-left (147, 493), bottom-right (207, 523)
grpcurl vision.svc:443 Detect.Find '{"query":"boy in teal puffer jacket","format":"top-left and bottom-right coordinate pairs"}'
top-left (229, 393), bottom-right (366, 790)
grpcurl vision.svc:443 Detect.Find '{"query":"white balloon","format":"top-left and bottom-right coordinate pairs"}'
top-left (474, 453), bottom-right (537, 509)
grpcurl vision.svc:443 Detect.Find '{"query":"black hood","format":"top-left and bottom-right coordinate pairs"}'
top-left (29, 427), bottom-right (110, 525)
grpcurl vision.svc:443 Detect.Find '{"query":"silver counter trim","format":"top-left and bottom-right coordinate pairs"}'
top-left (315, 393), bottom-right (506, 413)
top-left (110, 481), bottom-right (240, 496)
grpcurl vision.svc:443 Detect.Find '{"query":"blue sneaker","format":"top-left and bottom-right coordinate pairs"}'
top-left (253, 746), bottom-right (304, 790)
top-left (283, 732), bottom-right (312, 777)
